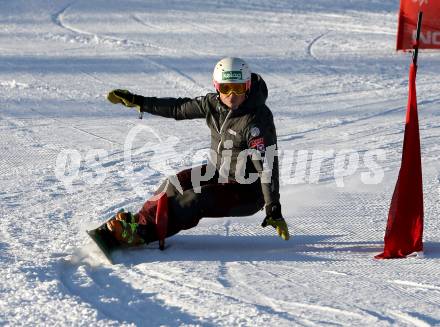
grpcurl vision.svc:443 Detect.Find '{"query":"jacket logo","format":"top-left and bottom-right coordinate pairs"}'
top-left (222, 71), bottom-right (242, 81)
top-left (249, 137), bottom-right (265, 152)
top-left (250, 126), bottom-right (260, 137)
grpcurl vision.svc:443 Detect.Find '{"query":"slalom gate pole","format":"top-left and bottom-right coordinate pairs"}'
top-left (413, 11), bottom-right (423, 65)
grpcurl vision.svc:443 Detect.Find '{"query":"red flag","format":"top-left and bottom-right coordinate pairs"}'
top-left (397, 0), bottom-right (440, 50)
top-left (375, 63), bottom-right (424, 259)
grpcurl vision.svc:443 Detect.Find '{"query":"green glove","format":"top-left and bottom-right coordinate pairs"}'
top-left (107, 89), bottom-right (143, 109)
top-left (262, 203), bottom-right (290, 241)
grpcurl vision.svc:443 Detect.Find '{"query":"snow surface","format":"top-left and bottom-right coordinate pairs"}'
top-left (1, 0), bottom-right (440, 326)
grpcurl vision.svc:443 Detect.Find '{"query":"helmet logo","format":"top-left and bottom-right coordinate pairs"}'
top-left (222, 71), bottom-right (242, 81)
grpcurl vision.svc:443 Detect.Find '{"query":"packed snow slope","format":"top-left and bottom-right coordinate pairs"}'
top-left (1, 0), bottom-right (440, 326)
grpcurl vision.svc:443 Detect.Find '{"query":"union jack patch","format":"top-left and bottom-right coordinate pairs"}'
top-left (249, 137), bottom-right (265, 151)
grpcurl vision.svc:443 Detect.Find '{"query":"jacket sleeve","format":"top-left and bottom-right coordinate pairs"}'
top-left (141, 96), bottom-right (207, 120)
top-left (244, 117), bottom-right (281, 208)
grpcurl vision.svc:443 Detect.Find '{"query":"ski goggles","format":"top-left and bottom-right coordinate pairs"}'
top-left (214, 81), bottom-right (251, 95)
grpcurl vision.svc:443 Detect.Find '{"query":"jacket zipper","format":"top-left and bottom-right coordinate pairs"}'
top-left (216, 110), bottom-right (232, 153)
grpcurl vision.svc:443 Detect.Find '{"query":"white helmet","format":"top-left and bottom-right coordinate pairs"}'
top-left (213, 57), bottom-right (252, 91)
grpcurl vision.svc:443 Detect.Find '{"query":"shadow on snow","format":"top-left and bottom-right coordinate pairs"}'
top-left (57, 259), bottom-right (207, 326)
top-left (114, 234), bottom-right (342, 264)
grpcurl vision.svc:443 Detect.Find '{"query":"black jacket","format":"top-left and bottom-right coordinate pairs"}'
top-left (140, 73), bottom-right (280, 207)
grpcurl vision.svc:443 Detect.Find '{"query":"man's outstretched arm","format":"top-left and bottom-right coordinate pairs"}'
top-left (107, 89), bottom-right (207, 120)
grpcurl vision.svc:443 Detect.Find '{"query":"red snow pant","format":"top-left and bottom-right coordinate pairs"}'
top-left (137, 164), bottom-right (265, 243)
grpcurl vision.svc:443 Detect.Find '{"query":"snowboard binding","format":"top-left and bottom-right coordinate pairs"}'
top-left (106, 211), bottom-right (146, 247)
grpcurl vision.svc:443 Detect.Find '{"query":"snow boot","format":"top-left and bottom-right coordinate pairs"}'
top-left (106, 211), bottom-right (146, 246)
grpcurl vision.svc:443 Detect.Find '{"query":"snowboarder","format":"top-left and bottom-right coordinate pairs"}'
top-left (102, 57), bottom-right (289, 251)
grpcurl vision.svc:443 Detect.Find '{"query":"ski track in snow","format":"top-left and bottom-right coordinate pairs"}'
top-left (306, 31), bottom-right (340, 75)
top-left (52, 1), bottom-right (210, 94)
top-left (1, 0), bottom-right (440, 326)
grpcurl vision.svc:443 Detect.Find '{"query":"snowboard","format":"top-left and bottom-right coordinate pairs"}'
top-left (86, 194), bottom-right (169, 264)
top-left (87, 223), bottom-right (120, 264)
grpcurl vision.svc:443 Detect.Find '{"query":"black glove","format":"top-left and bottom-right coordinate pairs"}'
top-left (265, 202), bottom-right (283, 221)
top-left (261, 202), bottom-right (290, 240)
top-left (107, 89), bottom-right (144, 109)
